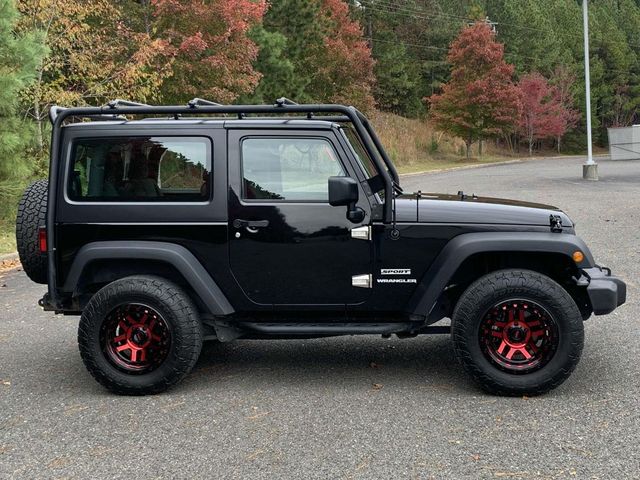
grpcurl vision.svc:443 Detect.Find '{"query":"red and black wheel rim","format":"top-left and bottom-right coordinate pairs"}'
top-left (479, 299), bottom-right (559, 374)
top-left (100, 304), bottom-right (171, 373)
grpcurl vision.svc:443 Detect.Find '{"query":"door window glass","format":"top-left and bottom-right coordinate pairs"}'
top-left (68, 137), bottom-right (211, 202)
top-left (242, 138), bottom-right (345, 201)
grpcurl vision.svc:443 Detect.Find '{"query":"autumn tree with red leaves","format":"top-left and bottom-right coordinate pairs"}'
top-left (518, 73), bottom-right (561, 155)
top-left (308, 0), bottom-right (375, 111)
top-left (518, 72), bottom-right (580, 155)
top-left (549, 65), bottom-right (580, 153)
top-left (152, 0), bottom-right (267, 103)
top-left (429, 22), bottom-right (521, 159)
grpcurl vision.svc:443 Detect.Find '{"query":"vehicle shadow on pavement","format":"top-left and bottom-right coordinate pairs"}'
top-left (186, 334), bottom-right (474, 393)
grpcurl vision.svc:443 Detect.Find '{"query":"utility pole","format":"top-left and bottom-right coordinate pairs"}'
top-left (582, 0), bottom-right (598, 180)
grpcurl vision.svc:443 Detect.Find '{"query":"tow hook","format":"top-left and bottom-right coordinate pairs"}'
top-left (572, 273), bottom-right (590, 287)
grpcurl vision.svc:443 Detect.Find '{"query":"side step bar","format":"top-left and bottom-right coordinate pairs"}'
top-left (238, 322), bottom-right (412, 336)
top-left (235, 322), bottom-right (451, 337)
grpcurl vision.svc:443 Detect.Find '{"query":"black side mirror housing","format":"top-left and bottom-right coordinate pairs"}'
top-left (328, 176), bottom-right (365, 223)
top-left (329, 176), bottom-right (358, 206)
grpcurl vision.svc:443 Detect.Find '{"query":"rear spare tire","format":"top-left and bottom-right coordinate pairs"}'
top-left (15, 180), bottom-right (48, 284)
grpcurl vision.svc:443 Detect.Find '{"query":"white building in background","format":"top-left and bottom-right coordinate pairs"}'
top-left (608, 126), bottom-right (640, 160)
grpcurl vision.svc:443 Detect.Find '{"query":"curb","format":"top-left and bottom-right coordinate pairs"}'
top-left (400, 159), bottom-right (523, 178)
top-left (0, 252), bottom-right (19, 263)
top-left (399, 154), bottom-right (610, 178)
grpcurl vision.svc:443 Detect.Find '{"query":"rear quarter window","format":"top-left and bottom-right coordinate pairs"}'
top-left (67, 136), bottom-right (211, 202)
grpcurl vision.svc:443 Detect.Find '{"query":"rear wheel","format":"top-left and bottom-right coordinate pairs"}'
top-left (78, 276), bottom-right (203, 395)
top-left (452, 269), bottom-right (584, 396)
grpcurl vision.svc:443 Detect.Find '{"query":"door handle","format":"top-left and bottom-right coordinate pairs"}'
top-left (232, 219), bottom-right (270, 229)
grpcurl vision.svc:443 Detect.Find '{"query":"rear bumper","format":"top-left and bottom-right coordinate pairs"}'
top-left (582, 266), bottom-right (627, 315)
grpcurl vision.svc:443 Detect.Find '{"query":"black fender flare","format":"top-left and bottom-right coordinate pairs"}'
top-left (406, 232), bottom-right (595, 316)
top-left (62, 241), bottom-right (234, 316)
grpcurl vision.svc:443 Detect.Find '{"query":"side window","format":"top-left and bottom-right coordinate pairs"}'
top-left (68, 136), bottom-right (211, 202)
top-left (242, 137), bottom-right (345, 201)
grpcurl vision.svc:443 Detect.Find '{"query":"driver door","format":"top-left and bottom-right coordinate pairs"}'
top-left (227, 129), bottom-right (373, 307)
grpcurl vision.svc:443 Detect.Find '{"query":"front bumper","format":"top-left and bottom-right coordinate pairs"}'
top-left (581, 266), bottom-right (627, 315)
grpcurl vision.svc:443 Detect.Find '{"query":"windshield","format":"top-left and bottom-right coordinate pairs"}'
top-left (339, 125), bottom-right (378, 180)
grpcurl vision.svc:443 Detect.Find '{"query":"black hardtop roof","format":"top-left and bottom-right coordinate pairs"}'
top-left (62, 117), bottom-right (339, 130)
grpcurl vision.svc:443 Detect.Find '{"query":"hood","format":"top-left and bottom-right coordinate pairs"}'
top-left (394, 192), bottom-right (573, 227)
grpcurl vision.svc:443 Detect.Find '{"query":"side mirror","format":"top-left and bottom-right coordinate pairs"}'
top-left (328, 176), bottom-right (365, 223)
top-left (329, 176), bottom-right (358, 206)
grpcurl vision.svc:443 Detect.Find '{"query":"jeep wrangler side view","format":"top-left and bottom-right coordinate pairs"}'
top-left (16, 98), bottom-right (626, 396)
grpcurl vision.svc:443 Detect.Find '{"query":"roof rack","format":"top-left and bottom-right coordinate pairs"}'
top-left (106, 99), bottom-right (149, 109)
top-left (274, 97), bottom-right (316, 118)
top-left (188, 98), bottom-right (223, 108)
top-left (275, 97), bottom-right (298, 106)
top-left (48, 106), bottom-right (126, 123)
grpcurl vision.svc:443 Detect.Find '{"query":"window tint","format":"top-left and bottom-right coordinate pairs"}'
top-left (242, 138), bottom-right (345, 201)
top-left (68, 137), bottom-right (211, 202)
top-left (340, 125), bottom-right (378, 180)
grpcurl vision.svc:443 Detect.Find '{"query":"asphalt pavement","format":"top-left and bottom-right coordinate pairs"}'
top-left (1, 156), bottom-right (638, 479)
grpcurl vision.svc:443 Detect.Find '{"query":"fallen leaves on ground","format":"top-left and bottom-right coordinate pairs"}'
top-left (0, 259), bottom-right (21, 273)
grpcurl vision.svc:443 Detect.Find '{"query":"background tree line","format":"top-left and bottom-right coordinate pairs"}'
top-left (2, 0), bottom-right (640, 199)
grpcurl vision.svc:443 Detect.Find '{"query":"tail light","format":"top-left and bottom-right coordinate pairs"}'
top-left (38, 227), bottom-right (47, 253)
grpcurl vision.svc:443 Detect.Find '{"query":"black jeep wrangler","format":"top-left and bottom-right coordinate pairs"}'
top-left (16, 98), bottom-right (626, 396)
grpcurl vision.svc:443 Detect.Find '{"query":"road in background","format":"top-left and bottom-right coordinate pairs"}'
top-left (1, 156), bottom-right (638, 479)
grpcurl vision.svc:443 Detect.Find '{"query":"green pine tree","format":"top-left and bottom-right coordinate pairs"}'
top-left (250, 0), bottom-right (323, 103)
top-left (0, 0), bottom-right (46, 181)
top-left (372, 35), bottom-right (423, 116)
top-left (357, 1), bottom-right (424, 116)
top-left (240, 26), bottom-right (299, 104)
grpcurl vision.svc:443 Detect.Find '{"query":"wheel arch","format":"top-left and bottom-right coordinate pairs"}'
top-left (63, 241), bottom-right (234, 316)
top-left (407, 232), bottom-right (595, 321)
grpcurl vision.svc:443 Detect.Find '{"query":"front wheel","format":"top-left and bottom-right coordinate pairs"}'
top-left (78, 276), bottom-right (203, 395)
top-left (452, 269), bottom-right (584, 396)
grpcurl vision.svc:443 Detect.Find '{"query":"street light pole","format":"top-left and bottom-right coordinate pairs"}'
top-left (582, 0), bottom-right (598, 180)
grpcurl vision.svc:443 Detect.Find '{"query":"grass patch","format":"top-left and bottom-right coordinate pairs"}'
top-left (396, 154), bottom-right (519, 174)
top-left (0, 220), bottom-right (16, 255)
top-left (0, 180), bottom-right (30, 255)
top-left (369, 111), bottom-right (516, 174)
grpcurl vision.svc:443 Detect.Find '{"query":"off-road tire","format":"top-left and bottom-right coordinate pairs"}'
top-left (78, 275), bottom-right (203, 395)
top-left (452, 269), bottom-right (584, 396)
top-left (15, 180), bottom-right (48, 284)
